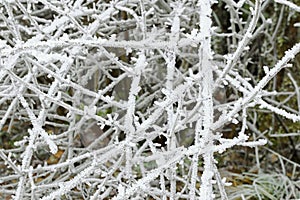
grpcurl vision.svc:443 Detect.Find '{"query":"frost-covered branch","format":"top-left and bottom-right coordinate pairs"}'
top-left (0, 0), bottom-right (299, 199)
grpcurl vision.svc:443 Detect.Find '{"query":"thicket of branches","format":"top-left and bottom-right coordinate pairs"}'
top-left (0, 0), bottom-right (299, 199)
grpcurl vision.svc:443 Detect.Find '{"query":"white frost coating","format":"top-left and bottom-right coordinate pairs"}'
top-left (275, 0), bottom-right (300, 12)
top-left (163, 4), bottom-right (184, 196)
top-left (214, 0), bottom-right (262, 90)
top-left (37, 127), bottom-right (58, 154)
top-left (1, 1), bottom-right (299, 199)
top-left (213, 42), bottom-right (300, 131)
top-left (124, 52), bottom-right (147, 179)
top-left (240, 139), bottom-right (267, 147)
top-left (259, 100), bottom-right (300, 122)
top-left (41, 164), bottom-right (95, 200)
top-left (88, 6), bottom-right (115, 34)
top-left (263, 66), bottom-right (269, 74)
top-left (115, 184), bottom-right (125, 199)
top-left (191, 0), bottom-right (215, 199)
